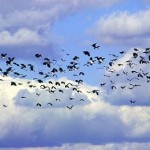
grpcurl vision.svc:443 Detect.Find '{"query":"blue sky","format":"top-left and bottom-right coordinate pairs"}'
top-left (0, 0), bottom-right (150, 149)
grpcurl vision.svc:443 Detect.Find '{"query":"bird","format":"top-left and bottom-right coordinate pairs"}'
top-left (100, 83), bottom-right (106, 86)
top-left (1, 53), bottom-right (7, 58)
top-left (3, 104), bottom-right (7, 107)
top-left (11, 81), bottom-right (17, 86)
top-left (56, 99), bottom-right (61, 101)
top-left (121, 86), bottom-right (126, 89)
top-left (21, 96), bottom-right (26, 98)
top-left (130, 100), bottom-right (136, 104)
top-left (83, 51), bottom-right (90, 56)
top-left (69, 97), bottom-right (74, 100)
top-left (59, 90), bottom-right (63, 93)
top-left (73, 56), bottom-right (79, 61)
top-left (36, 93), bottom-right (40, 96)
top-left (111, 86), bottom-right (116, 90)
top-left (67, 105), bottom-right (74, 110)
top-left (36, 103), bottom-right (42, 107)
top-left (80, 99), bottom-right (85, 101)
top-left (47, 103), bottom-right (53, 106)
top-left (119, 51), bottom-right (125, 54)
top-left (133, 52), bottom-right (138, 58)
top-left (91, 43), bottom-right (100, 49)
top-left (35, 54), bottom-right (42, 58)
top-left (79, 72), bottom-right (84, 75)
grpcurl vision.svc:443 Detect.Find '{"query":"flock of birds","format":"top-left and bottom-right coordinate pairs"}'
top-left (0, 43), bottom-right (150, 109)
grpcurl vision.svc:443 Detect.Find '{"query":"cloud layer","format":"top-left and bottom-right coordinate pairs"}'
top-left (0, 70), bottom-right (150, 148)
top-left (89, 9), bottom-right (150, 47)
top-left (0, 0), bottom-right (123, 46)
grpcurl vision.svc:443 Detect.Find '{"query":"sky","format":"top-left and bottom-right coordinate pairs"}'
top-left (0, 0), bottom-right (150, 149)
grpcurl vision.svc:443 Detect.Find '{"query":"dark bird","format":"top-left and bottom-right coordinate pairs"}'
top-left (55, 82), bottom-right (60, 86)
top-left (121, 86), bottom-right (126, 89)
top-left (56, 99), bottom-right (61, 101)
top-left (80, 99), bottom-right (85, 101)
top-left (6, 57), bottom-right (15, 65)
top-left (119, 51), bottom-right (125, 54)
top-left (92, 90), bottom-right (99, 95)
top-left (28, 64), bottom-right (34, 71)
top-left (14, 72), bottom-right (21, 76)
top-left (35, 54), bottom-right (42, 58)
top-left (134, 48), bottom-right (139, 51)
top-left (37, 79), bottom-right (43, 83)
top-left (79, 72), bottom-right (84, 75)
top-left (47, 102), bottom-right (53, 106)
top-left (1, 53), bottom-right (7, 58)
top-left (3, 104), bottom-right (7, 107)
top-left (36, 103), bottom-right (42, 107)
top-left (13, 62), bottom-right (20, 66)
top-left (21, 96), bottom-right (26, 98)
top-left (75, 79), bottom-right (83, 84)
top-left (123, 71), bottom-right (128, 75)
top-left (11, 81), bottom-right (17, 86)
top-left (137, 73), bottom-right (143, 78)
top-left (20, 64), bottom-right (26, 70)
top-left (111, 86), bottom-right (117, 90)
top-left (109, 62), bottom-right (113, 66)
top-left (83, 51), bottom-right (90, 56)
top-left (69, 97), bottom-right (74, 100)
top-left (130, 100), bottom-right (136, 104)
top-left (59, 90), bottom-right (63, 93)
top-left (133, 52), bottom-right (138, 58)
top-left (100, 83), bottom-right (106, 86)
top-left (91, 43), bottom-right (100, 49)
top-left (73, 56), bottom-right (79, 61)
top-left (118, 64), bottom-right (124, 66)
top-left (36, 93), bottom-right (40, 96)
top-left (49, 81), bottom-right (53, 84)
top-left (67, 105), bottom-right (74, 110)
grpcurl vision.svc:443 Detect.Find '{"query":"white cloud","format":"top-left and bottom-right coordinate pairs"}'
top-left (101, 47), bottom-right (150, 105)
top-left (89, 9), bottom-right (150, 47)
top-left (0, 29), bottom-right (44, 45)
top-left (0, 74), bottom-right (150, 147)
top-left (1, 142), bottom-right (150, 150)
top-left (0, 0), bottom-right (123, 46)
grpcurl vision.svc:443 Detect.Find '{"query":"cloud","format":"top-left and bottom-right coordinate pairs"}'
top-left (0, 75), bottom-right (150, 147)
top-left (0, 0), bottom-right (123, 46)
top-left (89, 9), bottom-right (150, 47)
top-left (10, 142), bottom-right (150, 150)
top-left (0, 29), bottom-right (44, 46)
top-left (0, 0), bottom-right (124, 60)
top-left (100, 47), bottom-right (150, 105)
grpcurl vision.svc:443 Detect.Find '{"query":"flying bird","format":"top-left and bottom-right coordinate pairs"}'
top-left (1, 53), bottom-right (7, 58)
top-left (91, 43), bottom-right (100, 49)
top-left (35, 54), bottom-right (42, 58)
top-left (67, 105), bottom-right (74, 110)
top-left (36, 103), bottom-right (42, 107)
top-left (130, 100), bottom-right (136, 104)
top-left (83, 51), bottom-right (90, 56)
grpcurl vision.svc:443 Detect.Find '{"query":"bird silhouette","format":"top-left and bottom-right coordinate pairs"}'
top-left (35, 54), bottom-right (42, 58)
top-left (83, 51), bottom-right (90, 56)
top-left (130, 100), bottom-right (136, 104)
top-left (3, 104), bottom-right (7, 107)
top-left (1, 53), bottom-right (7, 58)
top-left (36, 103), bottom-right (42, 107)
top-left (47, 102), bottom-right (53, 106)
top-left (91, 43), bottom-right (100, 49)
top-left (67, 105), bottom-right (74, 109)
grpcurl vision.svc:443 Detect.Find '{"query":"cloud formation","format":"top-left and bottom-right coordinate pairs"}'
top-left (89, 9), bottom-right (150, 47)
top-left (100, 47), bottom-right (150, 105)
top-left (0, 73), bottom-right (150, 148)
top-left (0, 0), bottom-right (123, 46)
